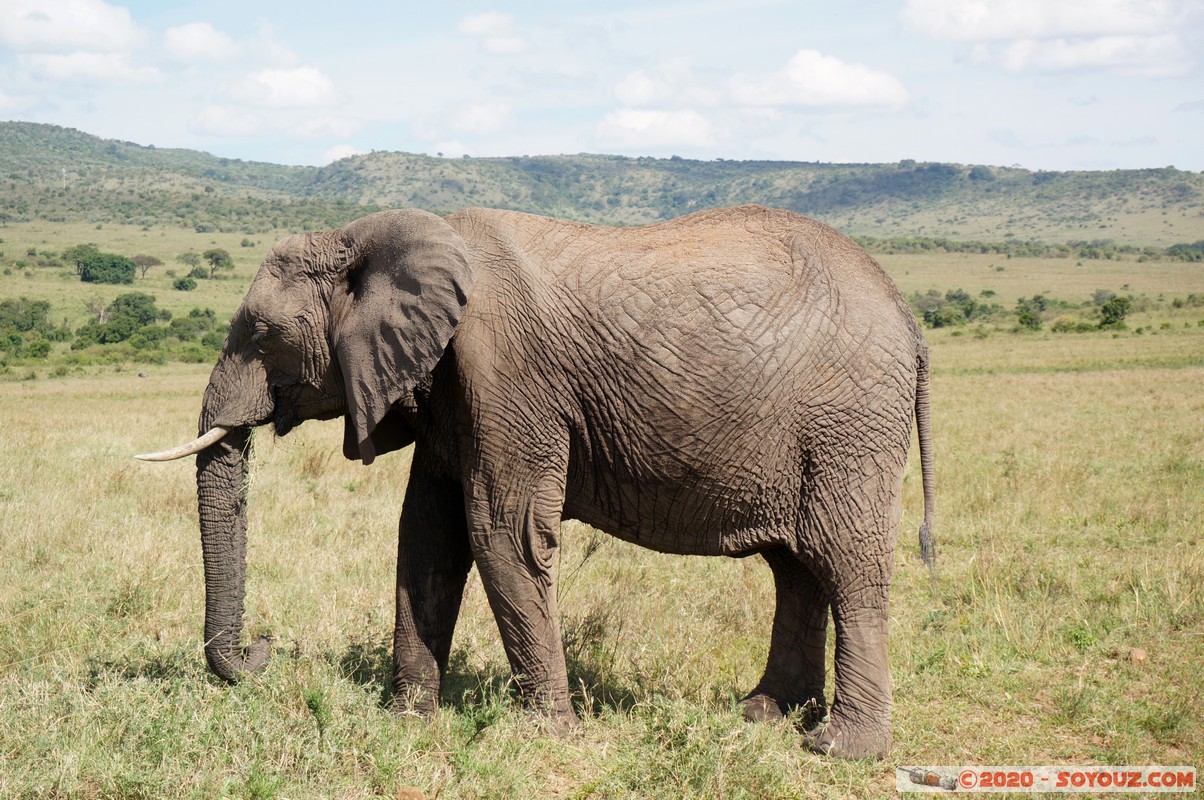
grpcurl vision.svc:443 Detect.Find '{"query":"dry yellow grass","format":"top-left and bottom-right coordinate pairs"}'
top-left (0, 240), bottom-right (1201, 796)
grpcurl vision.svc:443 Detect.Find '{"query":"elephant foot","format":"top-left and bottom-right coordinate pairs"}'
top-left (531, 706), bottom-right (581, 737)
top-left (740, 691), bottom-right (827, 730)
top-left (389, 682), bottom-right (440, 719)
top-left (803, 716), bottom-right (891, 760)
top-left (741, 692), bottom-right (785, 722)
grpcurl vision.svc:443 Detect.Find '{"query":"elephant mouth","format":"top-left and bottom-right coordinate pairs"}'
top-left (272, 409), bottom-right (297, 438)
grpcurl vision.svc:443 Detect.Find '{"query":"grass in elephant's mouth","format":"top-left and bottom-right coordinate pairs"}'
top-left (0, 316), bottom-right (1201, 798)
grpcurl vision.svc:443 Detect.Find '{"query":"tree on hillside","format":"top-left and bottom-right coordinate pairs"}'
top-left (132, 254), bottom-right (163, 279)
top-left (177, 250), bottom-right (202, 272)
top-left (63, 243), bottom-right (101, 276)
top-left (202, 248), bottom-right (234, 279)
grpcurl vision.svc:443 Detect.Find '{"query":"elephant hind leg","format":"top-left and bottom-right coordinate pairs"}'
top-left (797, 457), bottom-right (906, 760)
top-left (741, 547), bottom-right (830, 729)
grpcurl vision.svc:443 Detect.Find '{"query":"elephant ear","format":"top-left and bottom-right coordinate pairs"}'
top-left (332, 209), bottom-right (474, 464)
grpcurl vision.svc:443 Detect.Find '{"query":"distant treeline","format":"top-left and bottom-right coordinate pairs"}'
top-left (854, 235), bottom-right (1204, 262)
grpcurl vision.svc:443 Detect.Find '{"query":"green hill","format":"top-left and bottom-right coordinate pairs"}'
top-left (2, 121), bottom-right (1202, 247)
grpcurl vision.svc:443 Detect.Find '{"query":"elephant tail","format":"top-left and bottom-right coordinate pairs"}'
top-left (915, 341), bottom-right (937, 573)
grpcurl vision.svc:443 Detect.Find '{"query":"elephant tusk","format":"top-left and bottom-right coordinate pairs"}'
top-left (135, 426), bottom-right (230, 462)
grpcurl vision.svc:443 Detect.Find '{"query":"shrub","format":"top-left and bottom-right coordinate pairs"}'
top-left (97, 315), bottom-right (142, 344)
top-left (1051, 315), bottom-right (1096, 333)
top-left (0, 297), bottom-right (51, 332)
top-left (924, 305), bottom-right (967, 328)
top-left (1015, 296), bottom-right (1047, 331)
top-left (911, 287), bottom-right (1004, 328)
top-left (1099, 296), bottom-right (1132, 329)
top-left (107, 293), bottom-right (159, 326)
top-left (188, 266), bottom-right (209, 280)
top-left (174, 276), bottom-right (198, 291)
top-left (177, 344), bottom-right (211, 363)
top-left (25, 340), bottom-right (52, 359)
top-left (79, 253), bottom-right (135, 284)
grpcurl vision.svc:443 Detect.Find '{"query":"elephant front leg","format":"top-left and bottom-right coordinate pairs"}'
top-left (392, 452), bottom-right (472, 716)
top-left (466, 470), bottom-right (578, 731)
top-left (741, 547), bottom-right (830, 729)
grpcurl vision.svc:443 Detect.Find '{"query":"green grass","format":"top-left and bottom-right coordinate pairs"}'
top-left (0, 221), bottom-right (260, 329)
top-left (0, 230), bottom-right (1202, 797)
top-left (880, 251), bottom-right (1204, 308)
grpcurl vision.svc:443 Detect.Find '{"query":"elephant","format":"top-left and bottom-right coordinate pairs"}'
top-left (138, 204), bottom-right (935, 760)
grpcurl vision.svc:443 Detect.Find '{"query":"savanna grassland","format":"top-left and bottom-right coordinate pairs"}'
top-left (0, 226), bottom-right (1201, 799)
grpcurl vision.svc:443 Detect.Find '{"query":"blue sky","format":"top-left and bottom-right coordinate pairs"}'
top-left (1, 0), bottom-right (1201, 170)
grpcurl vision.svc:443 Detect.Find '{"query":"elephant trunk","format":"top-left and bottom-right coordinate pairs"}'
top-left (195, 378), bottom-right (271, 681)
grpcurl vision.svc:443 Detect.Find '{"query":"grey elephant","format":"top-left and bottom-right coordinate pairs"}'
top-left (139, 205), bottom-right (935, 759)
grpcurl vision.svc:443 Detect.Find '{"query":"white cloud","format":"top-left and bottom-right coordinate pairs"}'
top-left (614, 59), bottom-right (720, 107)
top-left (234, 67), bottom-right (338, 109)
top-left (452, 102), bottom-right (513, 135)
top-left (482, 36), bottom-right (528, 56)
top-left (729, 50), bottom-right (908, 108)
top-left (457, 12), bottom-right (511, 37)
top-left (19, 51), bottom-right (161, 84)
top-left (164, 22), bottom-right (236, 62)
top-left (294, 116), bottom-right (360, 139)
top-left (322, 144), bottom-right (363, 164)
top-left (901, 0), bottom-right (1179, 41)
top-left (1001, 35), bottom-right (1191, 76)
top-left (611, 53), bottom-right (904, 113)
top-left (457, 12), bottom-right (528, 55)
top-left (903, 0), bottom-right (1194, 75)
top-left (190, 105), bottom-right (264, 137)
top-left (595, 108), bottom-right (715, 150)
top-left (0, 0), bottom-right (143, 53)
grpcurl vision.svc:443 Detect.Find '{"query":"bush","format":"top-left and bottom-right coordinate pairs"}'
top-left (79, 253), bottom-right (135, 284)
top-left (1015, 296), bottom-right (1047, 331)
top-left (107, 293), bottom-right (159, 326)
top-left (1099, 296), bottom-right (1132, 329)
top-left (97, 315), bottom-right (142, 344)
top-left (1051, 315), bottom-right (1096, 333)
top-left (174, 276), bottom-right (198, 291)
top-left (0, 297), bottom-right (51, 332)
top-left (923, 305), bottom-right (967, 328)
top-left (188, 266), bottom-right (209, 280)
top-left (177, 344), bottom-right (212, 363)
top-left (25, 340), bottom-right (52, 359)
top-left (911, 287), bottom-right (1004, 328)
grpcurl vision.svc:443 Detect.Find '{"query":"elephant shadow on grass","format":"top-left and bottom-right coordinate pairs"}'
top-left (336, 610), bottom-right (643, 718)
top-left (85, 645), bottom-right (210, 689)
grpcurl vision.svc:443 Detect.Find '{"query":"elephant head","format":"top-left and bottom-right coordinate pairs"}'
top-left (138, 209), bottom-right (473, 681)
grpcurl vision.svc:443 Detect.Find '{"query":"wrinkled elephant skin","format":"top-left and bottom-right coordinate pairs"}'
top-left (151, 205), bottom-right (935, 760)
